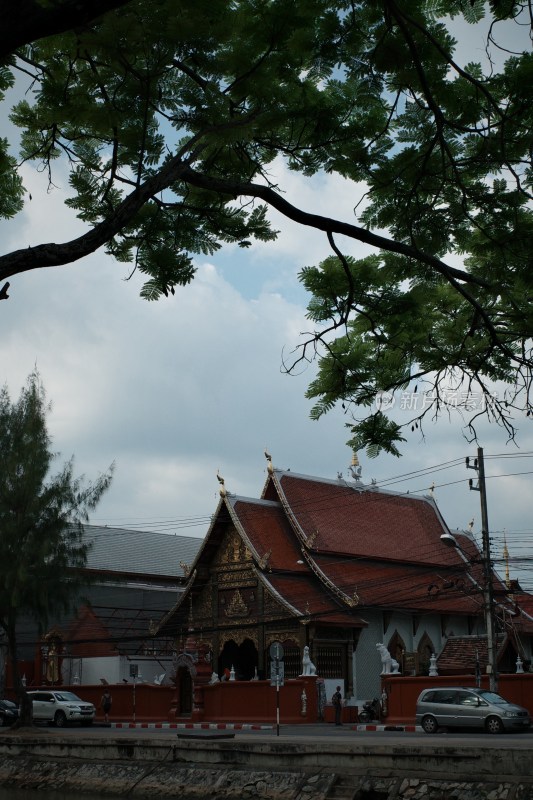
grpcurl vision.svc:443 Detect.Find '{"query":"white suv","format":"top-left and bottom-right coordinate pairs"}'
top-left (28, 690), bottom-right (96, 727)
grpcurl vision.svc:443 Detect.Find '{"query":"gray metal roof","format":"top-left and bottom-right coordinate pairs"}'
top-left (81, 525), bottom-right (202, 579)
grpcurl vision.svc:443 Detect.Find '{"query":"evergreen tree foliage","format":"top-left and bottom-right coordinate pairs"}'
top-left (0, 1), bottom-right (532, 452)
top-left (0, 372), bottom-right (113, 724)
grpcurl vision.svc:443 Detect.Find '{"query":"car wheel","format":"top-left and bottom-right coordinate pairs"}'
top-left (485, 715), bottom-right (504, 734)
top-left (54, 711), bottom-right (67, 728)
top-left (421, 714), bottom-right (439, 734)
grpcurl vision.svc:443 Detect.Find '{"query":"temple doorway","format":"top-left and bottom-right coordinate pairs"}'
top-left (219, 638), bottom-right (258, 680)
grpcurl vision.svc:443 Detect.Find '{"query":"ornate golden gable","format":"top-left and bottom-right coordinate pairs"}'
top-left (225, 589), bottom-right (249, 618)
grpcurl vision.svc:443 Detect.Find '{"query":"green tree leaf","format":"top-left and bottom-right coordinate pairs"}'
top-left (0, 0), bottom-right (532, 453)
top-left (0, 372), bottom-right (113, 725)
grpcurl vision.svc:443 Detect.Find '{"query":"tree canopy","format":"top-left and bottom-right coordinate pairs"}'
top-left (0, 372), bottom-right (113, 721)
top-left (0, 0), bottom-right (532, 453)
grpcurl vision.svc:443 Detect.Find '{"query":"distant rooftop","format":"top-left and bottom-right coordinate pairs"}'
top-left (82, 524), bottom-right (202, 579)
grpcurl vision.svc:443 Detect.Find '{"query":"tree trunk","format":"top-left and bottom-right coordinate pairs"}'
top-left (6, 620), bottom-right (33, 728)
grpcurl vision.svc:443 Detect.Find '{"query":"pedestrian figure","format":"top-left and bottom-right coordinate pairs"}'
top-left (101, 688), bottom-right (112, 723)
top-left (332, 685), bottom-right (343, 726)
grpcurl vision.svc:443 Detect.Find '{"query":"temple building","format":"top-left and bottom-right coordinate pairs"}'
top-left (157, 454), bottom-right (529, 710)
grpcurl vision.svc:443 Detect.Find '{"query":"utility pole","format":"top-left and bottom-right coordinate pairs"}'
top-left (467, 446), bottom-right (498, 692)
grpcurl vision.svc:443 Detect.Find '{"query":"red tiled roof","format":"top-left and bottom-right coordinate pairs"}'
top-left (65, 605), bottom-right (117, 658)
top-left (514, 592), bottom-right (533, 616)
top-left (509, 593), bottom-right (533, 634)
top-left (264, 573), bottom-right (366, 627)
top-left (230, 498), bottom-right (307, 573)
top-left (270, 472), bottom-right (465, 567)
top-left (310, 553), bottom-right (486, 614)
top-left (437, 635), bottom-right (489, 674)
top-left (229, 498), bottom-right (366, 628)
top-left (158, 468), bottom-right (532, 639)
top-left (234, 473), bottom-right (495, 618)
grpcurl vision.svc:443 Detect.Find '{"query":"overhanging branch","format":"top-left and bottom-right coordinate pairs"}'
top-left (0, 160), bottom-right (490, 289)
top-left (181, 167), bottom-right (488, 289)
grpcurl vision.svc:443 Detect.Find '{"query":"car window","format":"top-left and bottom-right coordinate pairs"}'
top-left (433, 690), bottom-right (456, 704)
top-left (54, 692), bottom-right (82, 702)
top-left (477, 690), bottom-right (506, 705)
top-left (456, 691), bottom-right (478, 706)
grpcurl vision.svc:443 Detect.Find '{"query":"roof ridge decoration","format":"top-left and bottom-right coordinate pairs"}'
top-left (258, 549), bottom-right (272, 570)
top-left (222, 494), bottom-right (267, 569)
top-left (265, 448), bottom-right (274, 475)
top-left (268, 468), bottom-right (314, 549)
top-left (255, 570), bottom-right (305, 619)
top-left (298, 547), bottom-right (360, 609)
top-left (267, 465), bottom-right (361, 610)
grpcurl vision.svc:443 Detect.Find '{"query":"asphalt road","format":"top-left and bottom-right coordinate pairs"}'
top-left (26, 721), bottom-right (533, 749)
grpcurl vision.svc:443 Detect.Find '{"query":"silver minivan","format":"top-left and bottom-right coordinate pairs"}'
top-left (416, 687), bottom-right (531, 734)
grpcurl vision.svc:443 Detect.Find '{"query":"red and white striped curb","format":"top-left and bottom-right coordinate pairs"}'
top-left (351, 724), bottom-right (418, 732)
top-left (110, 722), bottom-right (272, 730)
top-left (108, 721), bottom-right (419, 732)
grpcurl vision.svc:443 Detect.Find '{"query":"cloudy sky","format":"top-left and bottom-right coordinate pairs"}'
top-left (1, 11), bottom-right (532, 589)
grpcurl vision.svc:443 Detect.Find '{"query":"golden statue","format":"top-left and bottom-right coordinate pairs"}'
top-left (46, 643), bottom-right (60, 684)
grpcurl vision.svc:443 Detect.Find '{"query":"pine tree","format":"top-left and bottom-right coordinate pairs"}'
top-left (0, 372), bottom-right (113, 726)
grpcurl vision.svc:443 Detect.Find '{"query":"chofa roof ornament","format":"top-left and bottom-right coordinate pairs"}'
top-left (216, 470), bottom-right (226, 497)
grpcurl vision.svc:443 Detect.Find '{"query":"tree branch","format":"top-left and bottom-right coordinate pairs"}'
top-left (0, 0), bottom-right (134, 59)
top-left (180, 167), bottom-right (488, 288)
top-left (0, 156), bottom-right (190, 280)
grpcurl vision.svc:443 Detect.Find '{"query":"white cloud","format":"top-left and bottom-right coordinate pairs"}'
top-left (2, 124), bottom-right (533, 592)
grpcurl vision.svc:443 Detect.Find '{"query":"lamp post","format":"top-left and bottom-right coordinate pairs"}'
top-left (441, 448), bottom-right (498, 692)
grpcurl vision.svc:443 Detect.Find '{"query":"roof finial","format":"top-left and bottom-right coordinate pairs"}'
top-left (217, 470), bottom-right (227, 497)
top-left (265, 448), bottom-right (274, 474)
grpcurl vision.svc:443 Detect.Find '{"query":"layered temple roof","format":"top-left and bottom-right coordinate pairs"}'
top-left (157, 465), bottom-right (509, 637)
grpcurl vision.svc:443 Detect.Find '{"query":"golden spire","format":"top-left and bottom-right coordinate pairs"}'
top-left (349, 450), bottom-right (362, 481)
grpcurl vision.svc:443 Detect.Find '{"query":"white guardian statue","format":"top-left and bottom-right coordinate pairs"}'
top-left (300, 645), bottom-right (317, 676)
top-left (376, 643), bottom-right (400, 675)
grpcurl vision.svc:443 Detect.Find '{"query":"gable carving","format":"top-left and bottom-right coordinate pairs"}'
top-left (194, 585), bottom-right (213, 621)
top-left (218, 568), bottom-right (255, 585)
top-left (263, 588), bottom-right (290, 620)
top-left (219, 629), bottom-right (259, 648)
top-left (214, 528), bottom-right (252, 568)
top-left (225, 589), bottom-right (249, 618)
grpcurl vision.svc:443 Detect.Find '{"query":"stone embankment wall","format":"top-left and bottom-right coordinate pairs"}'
top-left (1, 733), bottom-right (533, 800)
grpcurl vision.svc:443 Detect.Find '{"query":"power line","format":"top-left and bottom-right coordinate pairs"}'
top-left (90, 454), bottom-right (533, 532)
